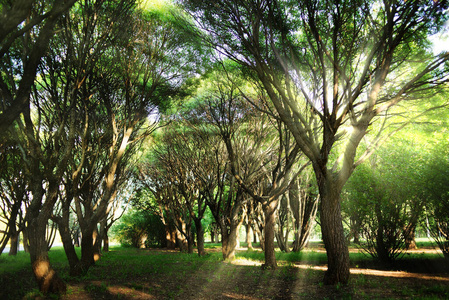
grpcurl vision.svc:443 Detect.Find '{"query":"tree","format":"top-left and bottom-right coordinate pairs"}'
top-left (182, 103), bottom-right (245, 260)
top-left (422, 142), bottom-right (449, 258)
top-left (276, 174), bottom-right (319, 253)
top-left (150, 126), bottom-right (207, 254)
top-left (183, 0), bottom-right (449, 284)
top-left (0, 133), bottom-right (28, 256)
top-left (343, 146), bottom-right (424, 263)
top-left (201, 77), bottom-right (306, 268)
top-left (0, 0), bottom-right (77, 131)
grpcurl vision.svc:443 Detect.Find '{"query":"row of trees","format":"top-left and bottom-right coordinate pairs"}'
top-left (135, 69), bottom-right (319, 265)
top-left (182, 0), bottom-right (449, 284)
top-left (0, 0), bottom-right (203, 293)
top-left (119, 70), bottom-right (449, 266)
top-left (1, 0), bottom-right (449, 294)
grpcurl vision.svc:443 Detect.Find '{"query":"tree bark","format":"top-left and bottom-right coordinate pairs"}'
top-left (22, 229), bottom-right (30, 253)
top-left (76, 225), bottom-right (97, 275)
top-left (27, 220), bottom-right (66, 294)
top-left (56, 215), bottom-right (81, 276)
top-left (195, 219), bottom-right (206, 256)
top-left (165, 222), bottom-right (176, 249)
top-left (8, 225), bottom-right (19, 256)
top-left (103, 234), bottom-right (110, 252)
top-left (263, 200), bottom-right (278, 269)
top-left (211, 230), bottom-right (215, 243)
top-left (176, 228), bottom-right (188, 252)
top-left (221, 223), bottom-right (239, 261)
top-left (246, 223), bottom-right (253, 250)
top-left (319, 181), bottom-right (350, 285)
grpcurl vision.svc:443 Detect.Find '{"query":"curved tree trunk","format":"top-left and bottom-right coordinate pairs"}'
top-left (69, 225), bottom-right (97, 276)
top-left (177, 228), bottom-right (188, 252)
top-left (57, 219), bottom-right (80, 276)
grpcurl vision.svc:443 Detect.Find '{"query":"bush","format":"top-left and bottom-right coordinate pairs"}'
top-left (111, 209), bottom-right (165, 248)
top-left (343, 141), bottom-right (424, 263)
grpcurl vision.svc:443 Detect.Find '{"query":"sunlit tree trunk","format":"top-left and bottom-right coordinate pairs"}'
top-left (177, 227), bottom-right (188, 252)
top-left (263, 200), bottom-right (279, 269)
top-left (317, 172), bottom-right (350, 285)
top-left (221, 224), bottom-right (239, 261)
top-left (27, 216), bottom-right (66, 294)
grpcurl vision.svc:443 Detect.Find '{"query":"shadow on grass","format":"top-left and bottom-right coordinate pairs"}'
top-left (2, 245), bottom-right (449, 299)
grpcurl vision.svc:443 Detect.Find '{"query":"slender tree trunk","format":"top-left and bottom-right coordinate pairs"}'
top-left (93, 227), bottom-right (102, 258)
top-left (5, 201), bottom-right (21, 255)
top-left (57, 220), bottom-right (80, 276)
top-left (263, 200), bottom-right (278, 269)
top-left (185, 222), bottom-right (194, 254)
top-left (98, 219), bottom-right (108, 252)
top-left (103, 233), bottom-right (109, 252)
top-left (319, 181), bottom-right (350, 284)
top-left (22, 230), bottom-right (30, 253)
top-left (73, 227), bottom-right (81, 247)
top-left (236, 225), bottom-right (241, 249)
top-left (211, 230), bottom-right (215, 243)
top-left (195, 219), bottom-right (206, 256)
top-left (246, 223), bottom-right (253, 250)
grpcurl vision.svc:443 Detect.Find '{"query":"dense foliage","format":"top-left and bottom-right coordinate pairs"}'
top-left (0, 0), bottom-right (448, 294)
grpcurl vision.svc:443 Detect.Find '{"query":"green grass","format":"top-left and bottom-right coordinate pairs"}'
top-left (0, 250), bottom-right (31, 274)
top-left (1, 243), bottom-right (449, 299)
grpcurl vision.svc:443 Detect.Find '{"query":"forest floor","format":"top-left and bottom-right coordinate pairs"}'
top-left (2, 242), bottom-right (449, 299)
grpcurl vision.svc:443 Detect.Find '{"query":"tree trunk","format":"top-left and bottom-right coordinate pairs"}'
top-left (8, 226), bottom-right (19, 256)
top-left (58, 221), bottom-right (80, 276)
top-left (187, 222), bottom-right (194, 254)
top-left (246, 223), bottom-right (253, 250)
top-left (73, 227), bottom-right (81, 247)
top-left (22, 230), bottom-right (30, 253)
top-left (93, 227), bottom-right (102, 258)
top-left (195, 219), bottom-right (206, 256)
top-left (103, 233), bottom-right (109, 252)
top-left (176, 228), bottom-right (188, 252)
top-left (27, 220), bottom-right (66, 294)
top-left (211, 230), bottom-right (215, 243)
top-left (221, 224), bottom-right (238, 261)
top-left (75, 225), bottom-right (97, 275)
top-left (165, 223), bottom-right (176, 249)
top-left (263, 200), bottom-right (278, 269)
top-left (319, 183), bottom-right (350, 285)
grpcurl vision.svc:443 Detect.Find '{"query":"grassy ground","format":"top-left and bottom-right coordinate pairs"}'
top-left (1, 241), bottom-right (449, 299)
